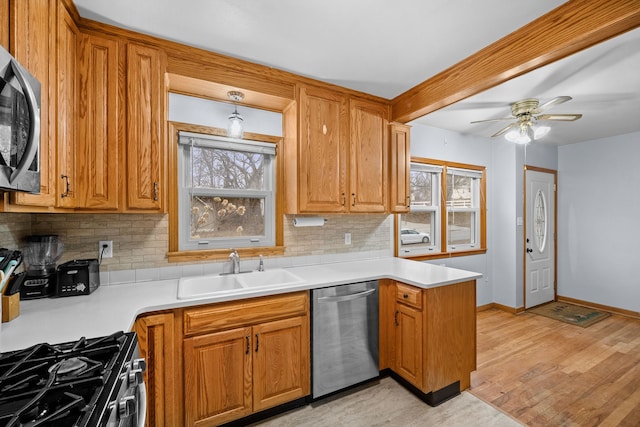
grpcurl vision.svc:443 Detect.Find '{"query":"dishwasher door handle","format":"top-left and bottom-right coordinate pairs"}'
top-left (317, 288), bottom-right (376, 303)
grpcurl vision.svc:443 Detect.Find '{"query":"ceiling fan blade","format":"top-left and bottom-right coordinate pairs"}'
top-left (536, 113), bottom-right (583, 121)
top-left (470, 117), bottom-right (514, 124)
top-left (537, 96), bottom-right (572, 111)
top-left (491, 122), bottom-right (519, 137)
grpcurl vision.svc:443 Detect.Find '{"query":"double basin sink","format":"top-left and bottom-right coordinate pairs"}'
top-left (177, 268), bottom-right (306, 300)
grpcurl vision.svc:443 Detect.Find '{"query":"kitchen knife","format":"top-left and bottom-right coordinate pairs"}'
top-left (0, 259), bottom-right (18, 294)
top-left (4, 272), bottom-right (26, 296)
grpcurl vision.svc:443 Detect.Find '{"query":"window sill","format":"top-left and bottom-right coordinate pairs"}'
top-left (400, 248), bottom-right (486, 261)
top-left (167, 246), bottom-right (286, 263)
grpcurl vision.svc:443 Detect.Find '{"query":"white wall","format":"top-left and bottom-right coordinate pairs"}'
top-left (409, 124), bottom-right (494, 306)
top-left (558, 131), bottom-right (640, 312)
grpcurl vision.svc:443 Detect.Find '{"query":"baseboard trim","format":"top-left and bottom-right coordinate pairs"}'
top-left (557, 296), bottom-right (640, 320)
top-left (477, 302), bottom-right (524, 314)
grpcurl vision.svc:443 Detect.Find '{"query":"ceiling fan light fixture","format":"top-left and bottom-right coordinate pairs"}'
top-left (505, 127), bottom-right (531, 144)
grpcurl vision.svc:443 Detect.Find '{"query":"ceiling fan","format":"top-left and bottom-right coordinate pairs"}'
top-left (471, 96), bottom-right (582, 143)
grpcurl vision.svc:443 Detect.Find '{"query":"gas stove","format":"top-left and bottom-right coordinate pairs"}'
top-left (0, 331), bottom-right (146, 427)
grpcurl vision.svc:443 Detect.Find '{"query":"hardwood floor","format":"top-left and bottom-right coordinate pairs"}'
top-left (470, 308), bottom-right (640, 427)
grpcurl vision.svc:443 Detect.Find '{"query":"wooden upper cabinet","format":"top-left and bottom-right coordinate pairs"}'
top-left (56, 3), bottom-right (79, 208)
top-left (349, 98), bottom-right (388, 213)
top-left (7, 0), bottom-right (57, 208)
top-left (298, 85), bottom-right (349, 213)
top-left (126, 42), bottom-right (165, 211)
top-left (293, 85), bottom-right (390, 214)
top-left (77, 32), bottom-right (119, 210)
top-left (389, 123), bottom-right (411, 213)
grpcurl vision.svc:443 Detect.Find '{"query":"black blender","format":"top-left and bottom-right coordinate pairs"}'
top-left (20, 235), bottom-right (64, 299)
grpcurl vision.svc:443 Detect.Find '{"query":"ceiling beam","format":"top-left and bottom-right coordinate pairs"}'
top-left (391, 0), bottom-right (640, 123)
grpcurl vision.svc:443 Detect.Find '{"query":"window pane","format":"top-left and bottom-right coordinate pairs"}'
top-left (192, 146), bottom-right (265, 190)
top-left (190, 196), bottom-right (265, 240)
top-left (446, 174), bottom-right (472, 208)
top-left (410, 170), bottom-right (433, 206)
top-left (448, 211), bottom-right (475, 245)
top-left (400, 212), bottom-right (435, 246)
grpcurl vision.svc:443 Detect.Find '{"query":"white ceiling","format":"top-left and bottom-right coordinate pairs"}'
top-left (73, 0), bottom-right (640, 145)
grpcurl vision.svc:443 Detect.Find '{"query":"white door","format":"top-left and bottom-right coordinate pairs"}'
top-left (525, 169), bottom-right (556, 308)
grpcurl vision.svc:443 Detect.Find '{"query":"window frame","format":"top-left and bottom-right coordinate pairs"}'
top-left (396, 157), bottom-right (486, 260)
top-left (167, 121), bottom-right (285, 262)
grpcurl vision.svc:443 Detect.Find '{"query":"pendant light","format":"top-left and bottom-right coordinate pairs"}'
top-left (227, 91), bottom-right (244, 139)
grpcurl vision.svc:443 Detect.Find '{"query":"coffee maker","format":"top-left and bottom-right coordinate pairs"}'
top-left (21, 235), bottom-right (64, 299)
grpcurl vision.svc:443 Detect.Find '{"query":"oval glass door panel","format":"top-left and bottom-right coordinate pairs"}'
top-left (534, 189), bottom-right (547, 252)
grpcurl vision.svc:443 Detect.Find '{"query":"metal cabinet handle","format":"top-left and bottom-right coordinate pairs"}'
top-left (9, 59), bottom-right (40, 185)
top-left (255, 333), bottom-right (259, 352)
top-left (245, 335), bottom-right (250, 355)
top-left (406, 196), bottom-right (411, 208)
top-left (352, 193), bottom-right (356, 206)
top-left (403, 293), bottom-right (409, 299)
top-left (341, 193), bottom-right (346, 206)
top-left (60, 175), bottom-right (70, 198)
top-left (152, 181), bottom-right (159, 201)
top-left (394, 310), bottom-right (399, 326)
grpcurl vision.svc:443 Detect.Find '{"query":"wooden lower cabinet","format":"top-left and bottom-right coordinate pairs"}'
top-left (394, 302), bottom-right (423, 389)
top-left (182, 292), bottom-right (310, 426)
top-left (387, 280), bottom-right (476, 403)
top-left (183, 327), bottom-right (253, 426)
top-left (134, 311), bottom-right (177, 427)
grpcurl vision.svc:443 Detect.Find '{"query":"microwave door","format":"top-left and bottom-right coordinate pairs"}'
top-left (7, 59), bottom-right (39, 185)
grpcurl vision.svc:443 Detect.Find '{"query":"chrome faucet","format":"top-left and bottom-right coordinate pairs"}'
top-left (229, 249), bottom-right (240, 274)
top-left (257, 254), bottom-right (264, 272)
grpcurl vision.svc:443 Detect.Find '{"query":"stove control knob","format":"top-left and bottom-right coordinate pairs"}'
top-left (133, 358), bottom-right (147, 372)
top-left (128, 368), bottom-right (144, 387)
top-left (118, 395), bottom-right (137, 418)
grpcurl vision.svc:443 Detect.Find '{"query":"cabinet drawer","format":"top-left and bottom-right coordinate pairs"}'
top-left (396, 283), bottom-right (423, 310)
top-left (183, 291), bottom-right (309, 336)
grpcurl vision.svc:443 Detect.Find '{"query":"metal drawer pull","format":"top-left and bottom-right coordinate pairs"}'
top-left (245, 335), bottom-right (250, 355)
top-left (403, 293), bottom-right (409, 299)
top-left (255, 333), bottom-right (259, 352)
top-left (394, 310), bottom-right (399, 326)
top-left (317, 288), bottom-right (376, 303)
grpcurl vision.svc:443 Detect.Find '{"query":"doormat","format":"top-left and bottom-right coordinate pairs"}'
top-left (528, 301), bottom-right (610, 327)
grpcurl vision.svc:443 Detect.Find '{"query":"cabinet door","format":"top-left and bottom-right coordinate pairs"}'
top-left (394, 302), bottom-right (423, 389)
top-left (126, 42), bottom-right (164, 211)
top-left (56, 3), bottom-right (79, 208)
top-left (349, 98), bottom-right (388, 212)
top-left (183, 327), bottom-right (252, 427)
top-left (298, 85), bottom-right (348, 213)
top-left (389, 123), bottom-right (411, 213)
top-left (134, 313), bottom-right (176, 427)
top-left (9, 0), bottom-right (57, 207)
top-left (77, 32), bottom-right (119, 209)
top-left (253, 316), bottom-right (310, 412)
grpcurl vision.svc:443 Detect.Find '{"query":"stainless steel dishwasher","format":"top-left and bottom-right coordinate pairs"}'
top-left (312, 280), bottom-right (379, 398)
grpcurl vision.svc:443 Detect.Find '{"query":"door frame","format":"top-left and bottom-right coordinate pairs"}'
top-left (523, 165), bottom-right (558, 309)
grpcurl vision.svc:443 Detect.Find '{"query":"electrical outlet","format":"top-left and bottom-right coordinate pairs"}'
top-left (345, 233), bottom-right (351, 245)
top-left (99, 240), bottom-right (113, 258)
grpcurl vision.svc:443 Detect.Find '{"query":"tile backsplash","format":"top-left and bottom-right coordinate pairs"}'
top-left (0, 212), bottom-right (392, 274)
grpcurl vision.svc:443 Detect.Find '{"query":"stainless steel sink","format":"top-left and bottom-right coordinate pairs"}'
top-left (177, 268), bottom-right (306, 299)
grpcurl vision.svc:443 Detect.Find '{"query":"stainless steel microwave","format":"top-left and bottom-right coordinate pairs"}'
top-left (0, 44), bottom-right (41, 193)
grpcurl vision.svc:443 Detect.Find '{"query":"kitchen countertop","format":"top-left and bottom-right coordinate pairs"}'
top-left (0, 257), bottom-right (481, 352)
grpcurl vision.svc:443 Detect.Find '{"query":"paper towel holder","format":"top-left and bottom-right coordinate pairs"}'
top-left (293, 216), bottom-right (327, 227)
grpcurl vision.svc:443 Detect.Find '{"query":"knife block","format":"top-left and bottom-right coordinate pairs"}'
top-left (2, 293), bottom-right (19, 323)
